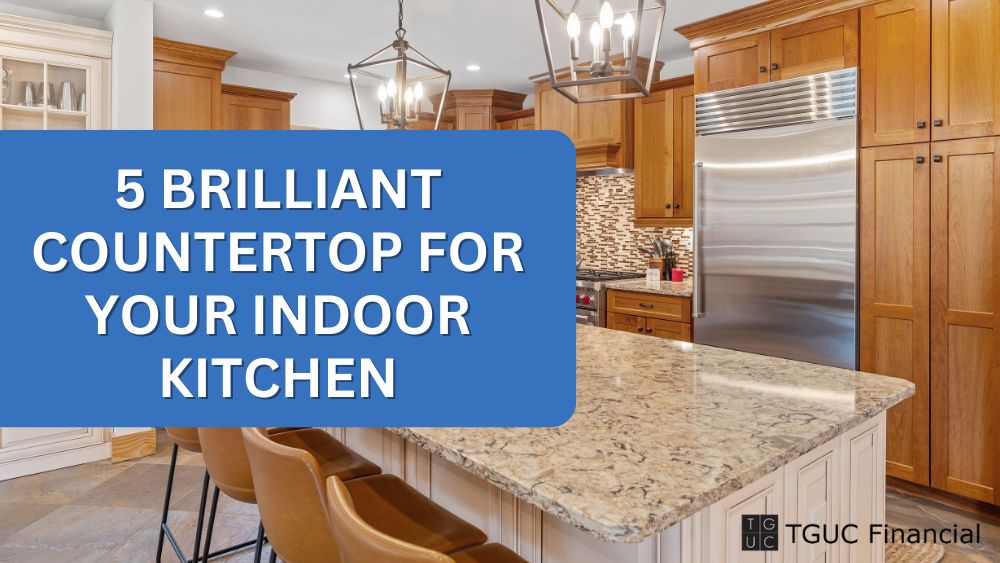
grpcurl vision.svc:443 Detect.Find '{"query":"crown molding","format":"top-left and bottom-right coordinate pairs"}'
top-left (675, 0), bottom-right (878, 49)
top-left (153, 37), bottom-right (236, 70)
top-left (494, 107), bottom-right (536, 122)
top-left (222, 83), bottom-right (297, 101)
top-left (651, 74), bottom-right (694, 92)
top-left (0, 13), bottom-right (112, 59)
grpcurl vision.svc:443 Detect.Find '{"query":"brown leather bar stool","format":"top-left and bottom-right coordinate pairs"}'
top-left (242, 427), bottom-right (487, 563)
top-left (197, 428), bottom-right (381, 563)
top-left (326, 475), bottom-right (527, 563)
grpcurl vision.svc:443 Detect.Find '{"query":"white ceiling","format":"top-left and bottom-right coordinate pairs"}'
top-left (5, 0), bottom-right (761, 93)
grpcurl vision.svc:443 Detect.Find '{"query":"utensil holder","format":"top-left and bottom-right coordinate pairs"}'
top-left (648, 258), bottom-right (666, 281)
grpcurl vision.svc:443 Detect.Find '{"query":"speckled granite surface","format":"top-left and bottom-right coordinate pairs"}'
top-left (602, 278), bottom-right (693, 297)
top-left (393, 325), bottom-right (913, 544)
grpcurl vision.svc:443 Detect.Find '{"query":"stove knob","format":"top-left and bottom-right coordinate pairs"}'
top-left (582, 295), bottom-right (591, 305)
top-left (576, 295), bottom-right (581, 303)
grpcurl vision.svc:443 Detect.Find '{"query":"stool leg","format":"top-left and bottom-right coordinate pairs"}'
top-left (201, 485), bottom-right (220, 563)
top-left (253, 522), bottom-right (265, 563)
top-left (155, 443), bottom-right (179, 563)
top-left (268, 549), bottom-right (277, 563)
top-left (191, 470), bottom-right (210, 563)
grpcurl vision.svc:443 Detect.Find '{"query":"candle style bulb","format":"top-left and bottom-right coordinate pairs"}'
top-left (404, 87), bottom-right (414, 104)
top-left (377, 84), bottom-right (387, 102)
top-left (567, 12), bottom-right (581, 39)
top-left (589, 21), bottom-right (602, 47)
top-left (621, 12), bottom-right (635, 39)
top-left (414, 82), bottom-right (424, 100)
top-left (599, 2), bottom-right (614, 30)
top-left (386, 79), bottom-right (397, 96)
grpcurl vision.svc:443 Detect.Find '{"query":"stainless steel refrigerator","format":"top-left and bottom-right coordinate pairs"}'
top-left (692, 68), bottom-right (858, 369)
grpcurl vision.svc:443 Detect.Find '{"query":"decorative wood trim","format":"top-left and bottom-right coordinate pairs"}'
top-left (435, 89), bottom-right (527, 112)
top-left (634, 217), bottom-right (693, 228)
top-left (111, 428), bottom-right (156, 463)
top-left (494, 107), bottom-right (536, 123)
top-left (221, 83), bottom-right (297, 101)
top-left (0, 13), bottom-right (112, 59)
top-left (576, 142), bottom-right (622, 170)
top-left (651, 75), bottom-right (695, 93)
top-left (153, 37), bottom-right (236, 70)
top-left (675, 0), bottom-right (879, 49)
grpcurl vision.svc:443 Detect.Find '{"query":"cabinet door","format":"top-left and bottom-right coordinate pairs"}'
top-left (645, 318), bottom-right (692, 342)
top-left (694, 33), bottom-right (770, 94)
top-left (634, 89), bottom-right (674, 221)
top-left (536, 83), bottom-right (577, 139)
top-left (769, 11), bottom-right (859, 81)
top-left (930, 137), bottom-right (1000, 504)
top-left (931, 0), bottom-right (1000, 140)
top-left (222, 93), bottom-right (289, 130)
top-left (607, 312), bottom-right (645, 336)
top-left (153, 61), bottom-right (221, 130)
top-left (860, 0), bottom-right (931, 147)
top-left (672, 84), bottom-right (696, 219)
top-left (707, 468), bottom-right (783, 562)
top-left (841, 416), bottom-right (886, 563)
top-left (859, 145), bottom-right (931, 486)
top-left (784, 439), bottom-right (838, 563)
top-left (517, 115), bottom-right (535, 130)
top-left (576, 82), bottom-right (627, 145)
top-left (496, 118), bottom-right (517, 131)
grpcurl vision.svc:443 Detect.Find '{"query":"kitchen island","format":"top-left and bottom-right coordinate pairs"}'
top-left (330, 325), bottom-right (913, 563)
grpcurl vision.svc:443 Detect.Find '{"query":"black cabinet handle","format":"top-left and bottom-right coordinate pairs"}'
top-left (673, 202), bottom-right (681, 208)
top-left (638, 303), bottom-right (654, 309)
top-left (933, 155), bottom-right (943, 163)
top-left (637, 327), bottom-right (644, 332)
top-left (759, 65), bottom-right (767, 73)
top-left (646, 328), bottom-right (653, 334)
top-left (770, 63), bottom-right (779, 70)
top-left (934, 119), bottom-right (943, 127)
top-left (917, 121), bottom-right (926, 129)
top-left (915, 156), bottom-right (925, 164)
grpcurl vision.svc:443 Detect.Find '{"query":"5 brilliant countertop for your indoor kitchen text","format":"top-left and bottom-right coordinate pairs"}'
top-left (601, 278), bottom-right (693, 298)
top-left (393, 325), bottom-right (914, 543)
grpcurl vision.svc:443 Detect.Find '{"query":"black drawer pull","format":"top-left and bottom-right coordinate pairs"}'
top-left (915, 156), bottom-right (925, 164)
top-left (933, 155), bottom-right (943, 163)
top-left (917, 121), bottom-right (926, 129)
top-left (638, 303), bottom-right (654, 309)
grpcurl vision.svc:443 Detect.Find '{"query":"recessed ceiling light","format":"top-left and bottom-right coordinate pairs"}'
top-left (203, 8), bottom-right (225, 18)
top-left (466, 64), bottom-right (481, 72)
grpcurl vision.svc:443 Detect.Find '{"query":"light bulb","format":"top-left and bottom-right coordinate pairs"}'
top-left (404, 87), bottom-right (414, 104)
top-left (567, 12), bottom-right (581, 39)
top-left (387, 79), bottom-right (397, 96)
top-left (599, 2), bottom-right (614, 30)
top-left (414, 82), bottom-right (424, 100)
top-left (621, 12), bottom-right (635, 39)
top-left (377, 84), bottom-right (387, 102)
top-left (589, 21), bottom-right (602, 46)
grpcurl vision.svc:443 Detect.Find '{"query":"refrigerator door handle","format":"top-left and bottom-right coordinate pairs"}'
top-left (693, 161), bottom-right (705, 319)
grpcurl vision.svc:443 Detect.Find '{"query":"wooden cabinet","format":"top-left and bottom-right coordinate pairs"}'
top-left (221, 84), bottom-right (294, 130)
top-left (860, 0), bottom-right (932, 147)
top-left (634, 76), bottom-right (695, 227)
top-left (841, 417), bottom-right (887, 563)
top-left (153, 38), bottom-right (234, 130)
top-left (536, 81), bottom-right (577, 138)
top-left (494, 108), bottom-right (534, 130)
top-left (931, 0), bottom-right (1000, 140)
top-left (784, 440), bottom-right (839, 563)
top-left (606, 290), bottom-right (693, 342)
top-left (860, 144), bottom-right (931, 486)
top-left (694, 33), bottom-right (769, 94)
top-left (929, 137), bottom-right (1000, 504)
top-left (769, 12), bottom-right (859, 81)
top-left (693, 13), bottom-right (858, 94)
top-left (436, 89), bottom-right (526, 130)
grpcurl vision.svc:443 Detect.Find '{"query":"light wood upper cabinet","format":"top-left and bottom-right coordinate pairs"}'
top-left (860, 0), bottom-right (932, 147)
top-left (633, 77), bottom-right (695, 226)
top-left (930, 136), bottom-right (1000, 505)
top-left (153, 38), bottom-right (235, 130)
top-left (770, 12), bottom-right (859, 81)
top-left (494, 108), bottom-right (534, 131)
top-left (931, 0), bottom-right (1000, 140)
top-left (438, 89), bottom-right (527, 130)
top-left (536, 80), bottom-right (577, 139)
top-left (694, 33), bottom-right (769, 94)
top-left (859, 144), bottom-right (931, 486)
top-left (221, 84), bottom-right (294, 130)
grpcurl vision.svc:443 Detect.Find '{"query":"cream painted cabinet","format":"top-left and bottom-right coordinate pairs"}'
top-left (0, 428), bottom-right (109, 480)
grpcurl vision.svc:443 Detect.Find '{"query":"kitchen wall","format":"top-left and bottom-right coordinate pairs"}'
top-left (576, 174), bottom-right (693, 277)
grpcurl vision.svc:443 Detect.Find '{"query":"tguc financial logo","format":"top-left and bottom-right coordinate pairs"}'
top-left (742, 515), bottom-right (780, 551)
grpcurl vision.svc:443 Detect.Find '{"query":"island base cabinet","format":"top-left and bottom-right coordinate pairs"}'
top-left (331, 415), bottom-right (886, 563)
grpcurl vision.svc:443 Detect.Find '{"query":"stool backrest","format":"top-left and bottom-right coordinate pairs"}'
top-left (241, 427), bottom-right (342, 563)
top-left (325, 475), bottom-right (452, 563)
top-left (165, 427), bottom-right (201, 452)
top-left (198, 428), bottom-right (256, 504)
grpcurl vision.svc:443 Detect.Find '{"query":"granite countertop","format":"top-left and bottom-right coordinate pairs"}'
top-left (602, 277), bottom-right (693, 297)
top-left (393, 325), bottom-right (914, 544)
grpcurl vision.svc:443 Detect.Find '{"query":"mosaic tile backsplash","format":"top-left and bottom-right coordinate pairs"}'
top-left (576, 174), bottom-right (693, 277)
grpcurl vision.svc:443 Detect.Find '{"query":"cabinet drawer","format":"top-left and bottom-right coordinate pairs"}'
top-left (646, 318), bottom-right (693, 342)
top-left (606, 290), bottom-right (692, 322)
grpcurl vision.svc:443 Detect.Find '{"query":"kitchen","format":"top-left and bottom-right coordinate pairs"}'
top-left (0, 0), bottom-right (997, 562)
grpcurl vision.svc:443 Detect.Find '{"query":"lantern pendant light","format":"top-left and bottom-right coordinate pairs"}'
top-left (535, 0), bottom-right (667, 103)
top-left (348, 0), bottom-right (452, 129)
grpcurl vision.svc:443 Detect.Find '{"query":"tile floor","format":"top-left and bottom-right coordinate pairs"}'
top-left (0, 431), bottom-right (997, 562)
top-left (0, 431), bottom-right (269, 563)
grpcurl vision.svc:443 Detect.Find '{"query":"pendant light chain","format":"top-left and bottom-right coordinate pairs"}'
top-left (396, 0), bottom-right (406, 39)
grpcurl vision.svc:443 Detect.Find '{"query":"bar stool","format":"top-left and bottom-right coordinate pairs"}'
top-left (326, 475), bottom-right (528, 563)
top-left (197, 428), bottom-right (381, 563)
top-left (241, 427), bottom-right (487, 563)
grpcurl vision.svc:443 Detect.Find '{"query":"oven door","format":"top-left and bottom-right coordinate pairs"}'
top-left (576, 307), bottom-right (598, 326)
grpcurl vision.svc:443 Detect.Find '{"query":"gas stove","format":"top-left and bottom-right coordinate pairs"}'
top-left (576, 269), bottom-right (644, 326)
